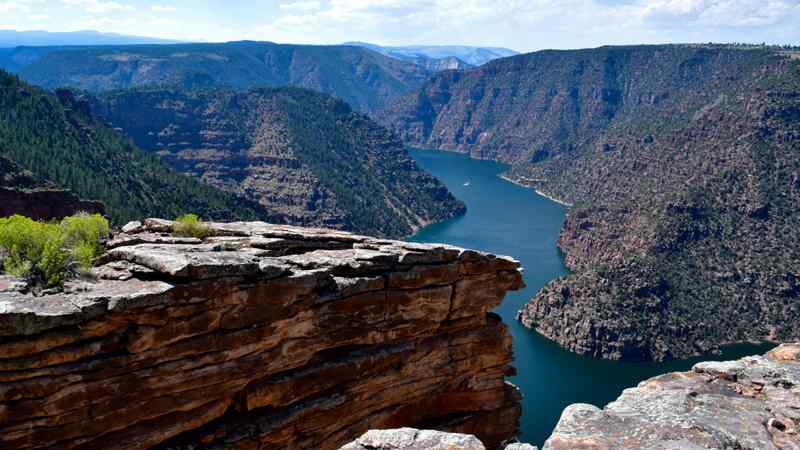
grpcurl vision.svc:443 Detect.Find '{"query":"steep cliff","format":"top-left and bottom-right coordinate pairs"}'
top-left (382, 44), bottom-right (800, 360)
top-left (0, 219), bottom-right (523, 449)
top-left (7, 41), bottom-right (432, 113)
top-left (91, 87), bottom-right (465, 238)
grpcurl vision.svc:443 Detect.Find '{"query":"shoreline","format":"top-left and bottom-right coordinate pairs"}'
top-left (498, 174), bottom-right (574, 207)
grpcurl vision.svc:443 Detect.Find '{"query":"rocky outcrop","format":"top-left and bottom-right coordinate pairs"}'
top-left (0, 187), bottom-right (104, 221)
top-left (340, 428), bottom-right (538, 450)
top-left (542, 343), bottom-right (800, 449)
top-left (0, 219), bottom-right (523, 449)
top-left (0, 156), bottom-right (104, 220)
top-left (341, 428), bottom-right (487, 450)
top-left (349, 344), bottom-right (800, 449)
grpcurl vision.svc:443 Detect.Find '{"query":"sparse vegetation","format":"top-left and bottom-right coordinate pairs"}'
top-left (0, 213), bottom-right (110, 288)
top-left (173, 214), bottom-right (211, 238)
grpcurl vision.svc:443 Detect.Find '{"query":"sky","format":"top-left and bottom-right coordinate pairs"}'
top-left (1, 0), bottom-right (799, 52)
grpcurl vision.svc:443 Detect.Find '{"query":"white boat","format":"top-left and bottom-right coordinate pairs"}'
top-left (463, 181), bottom-right (470, 187)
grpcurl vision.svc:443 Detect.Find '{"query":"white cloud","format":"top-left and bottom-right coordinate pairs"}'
top-left (4, 0), bottom-right (800, 51)
top-left (151, 5), bottom-right (176, 13)
top-left (0, 1), bottom-right (33, 14)
top-left (251, 0), bottom-right (800, 49)
top-left (61, 0), bottom-right (135, 14)
top-left (279, 1), bottom-right (322, 13)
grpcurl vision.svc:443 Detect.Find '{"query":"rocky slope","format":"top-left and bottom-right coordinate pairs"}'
top-left (6, 41), bottom-right (432, 113)
top-left (382, 44), bottom-right (800, 360)
top-left (344, 344), bottom-right (800, 449)
top-left (90, 86), bottom-right (464, 238)
top-left (542, 343), bottom-right (800, 449)
top-left (0, 219), bottom-right (524, 449)
top-left (0, 70), bottom-right (270, 225)
top-left (0, 156), bottom-right (104, 220)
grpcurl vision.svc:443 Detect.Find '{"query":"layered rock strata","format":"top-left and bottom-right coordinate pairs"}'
top-left (0, 219), bottom-right (524, 449)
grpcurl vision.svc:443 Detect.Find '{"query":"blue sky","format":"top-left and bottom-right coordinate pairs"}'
top-left (2, 0), bottom-right (799, 52)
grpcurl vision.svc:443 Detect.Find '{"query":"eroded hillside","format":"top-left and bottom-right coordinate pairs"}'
top-left (382, 45), bottom-right (800, 360)
top-left (91, 87), bottom-right (465, 238)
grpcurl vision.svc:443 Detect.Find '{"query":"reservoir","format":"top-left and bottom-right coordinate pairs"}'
top-left (408, 148), bottom-right (775, 446)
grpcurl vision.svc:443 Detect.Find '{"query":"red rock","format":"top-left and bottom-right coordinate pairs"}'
top-left (0, 221), bottom-right (524, 449)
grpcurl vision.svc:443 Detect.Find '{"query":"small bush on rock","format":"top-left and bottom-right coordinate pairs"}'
top-left (173, 214), bottom-right (211, 238)
top-left (0, 213), bottom-right (110, 288)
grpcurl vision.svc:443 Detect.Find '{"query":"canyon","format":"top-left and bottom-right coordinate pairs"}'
top-left (0, 218), bottom-right (524, 449)
top-left (382, 44), bottom-right (800, 360)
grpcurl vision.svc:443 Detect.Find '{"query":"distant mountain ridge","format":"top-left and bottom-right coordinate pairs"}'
top-left (0, 30), bottom-right (182, 47)
top-left (0, 41), bottom-right (432, 113)
top-left (344, 42), bottom-right (518, 68)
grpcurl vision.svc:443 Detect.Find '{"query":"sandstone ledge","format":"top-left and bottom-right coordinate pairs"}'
top-left (0, 219), bottom-right (524, 449)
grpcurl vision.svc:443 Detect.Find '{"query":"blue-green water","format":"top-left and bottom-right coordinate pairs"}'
top-left (408, 148), bottom-right (775, 446)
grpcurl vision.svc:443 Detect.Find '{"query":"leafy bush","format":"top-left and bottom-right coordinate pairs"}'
top-left (60, 213), bottom-right (110, 267)
top-left (173, 214), bottom-right (211, 238)
top-left (0, 213), bottom-right (110, 287)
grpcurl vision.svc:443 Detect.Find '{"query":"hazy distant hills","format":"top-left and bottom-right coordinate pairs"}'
top-left (1, 41), bottom-right (432, 113)
top-left (381, 44), bottom-right (800, 360)
top-left (344, 42), bottom-right (518, 68)
top-left (0, 30), bottom-right (182, 47)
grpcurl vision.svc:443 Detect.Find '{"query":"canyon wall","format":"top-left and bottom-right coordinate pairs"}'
top-left (90, 87), bottom-right (464, 238)
top-left (382, 45), bottom-right (800, 360)
top-left (0, 219), bottom-right (523, 449)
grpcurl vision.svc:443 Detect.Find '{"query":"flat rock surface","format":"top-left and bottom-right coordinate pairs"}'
top-left (542, 343), bottom-right (800, 450)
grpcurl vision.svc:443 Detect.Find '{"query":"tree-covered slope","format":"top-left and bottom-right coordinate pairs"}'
top-left (8, 41), bottom-right (432, 113)
top-left (0, 70), bottom-right (271, 224)
top-left (382, 44), bottom-right (800, 360)
top-left (91, 86), bottom-right (465, 238)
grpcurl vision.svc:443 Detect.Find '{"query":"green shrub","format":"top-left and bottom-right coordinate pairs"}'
top-left (40, 238), bottom-right (68, 287)
top-left (60, 213), bottom-right (111, 254)
top-left (0, 213), bottom-right (109, 287)
top-left (173, 214), bottom-right (211, 238)
top-left (0, 215), bottom-right (60, 277)
top-left (71, 240), bottom-right (98, 271)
